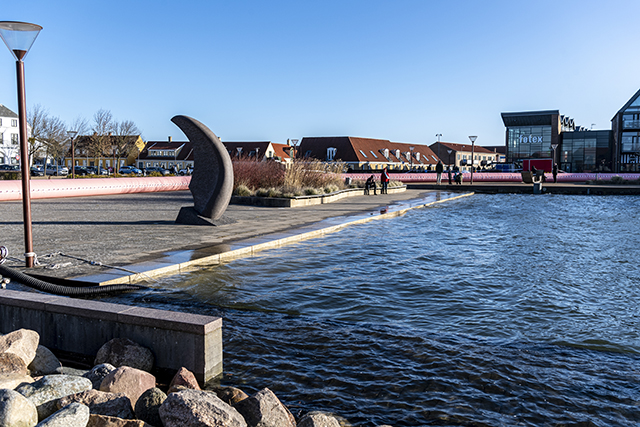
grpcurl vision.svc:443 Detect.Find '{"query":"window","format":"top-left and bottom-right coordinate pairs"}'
top-left (11, 119), bottom-right (17, 127)
top-left (326, 147), bottom-right (337, 161)
top-left (369, 150), bottom-right (378, 158)
top-left (0, 118), bottom-right (2, 126)
top-left (11, 134), bottom-right (18, 145)
top-left (359, 150), bottom-right (367, 158)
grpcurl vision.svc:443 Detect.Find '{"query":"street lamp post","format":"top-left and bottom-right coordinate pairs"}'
top-left (409, 146), bottom-right (414, 170)
top-left (436, 133), bottom-right (442, 161)
top-left (67, 130), bottom-right (77, 178)
top-left (447, 149), bottom-right (453, 167)
top-left (0, 21), bottom-right (42, 267)
top-left (550, 143), bottom-right (558, 169)
top-left (288, 139), bottom-right (299, 163)
top-left (468, 135), bottom-right (477, 185)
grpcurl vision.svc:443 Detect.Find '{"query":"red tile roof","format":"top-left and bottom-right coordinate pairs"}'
top-left (299, 137), bottom-right (439, 165)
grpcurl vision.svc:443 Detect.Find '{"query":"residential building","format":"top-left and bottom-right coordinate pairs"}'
top-left (429, 141), bottom-right (500, 171)
top-left (69, 134), bottom-right (145, 170)
top-left (0, 105), bottom-right (20, 165)
top-left (612, 88), bottom-right (640, 172)
top-left (137, 139), bottom-right (289, 170)
top-left (298, 136), bottom-right (440, 171)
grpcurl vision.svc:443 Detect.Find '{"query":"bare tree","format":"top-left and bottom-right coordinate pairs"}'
top-left (41, 115), bottom-right (67, 172)
top-left (67, 116), bottom-right (89, 168)
top-left (112, 119), bottom-right (141, 173)
top-left (88, 109), bottom-right (114, 171)
top-left (27, 104), bottom-right (49, 163)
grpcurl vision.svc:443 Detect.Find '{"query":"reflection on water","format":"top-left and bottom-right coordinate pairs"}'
top-left (103, 194), bottom-right (640, 426)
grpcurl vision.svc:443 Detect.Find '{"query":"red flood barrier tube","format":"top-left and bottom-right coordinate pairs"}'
top-left (0, 176), bottom-right (191, 201)
top-left (343, 172), bottom-right (640, 184)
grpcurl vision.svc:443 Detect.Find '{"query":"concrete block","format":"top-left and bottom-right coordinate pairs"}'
top-left (0, 290), bottom-right (222, 383)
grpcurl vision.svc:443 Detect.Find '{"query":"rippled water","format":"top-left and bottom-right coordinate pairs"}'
top-left (103, 193), bottom-right (640, 426)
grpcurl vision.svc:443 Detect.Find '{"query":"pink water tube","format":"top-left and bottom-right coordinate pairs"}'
top-left (0, 176), bottom-right (191, 202)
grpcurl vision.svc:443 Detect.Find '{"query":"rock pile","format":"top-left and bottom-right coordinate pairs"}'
top-left (0, 329), bottom-right (389, 427)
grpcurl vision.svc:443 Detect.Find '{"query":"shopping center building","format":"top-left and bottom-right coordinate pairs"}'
top-left (501, 88), bottom-right (640, 172)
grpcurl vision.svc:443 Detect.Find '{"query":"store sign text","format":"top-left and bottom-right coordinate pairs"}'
top-left (519, 135), bottom-right (543, 144)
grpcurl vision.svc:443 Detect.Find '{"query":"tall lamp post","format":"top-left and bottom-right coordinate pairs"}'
top-left (550, 143), bottom-right (558, 170)
top-left (0, 21), bottom-right (42, 268)
top-left (289, 139), bottom-right (299, 163)
top-left (468, 135), bottom-right (477, 185)
top-left (409, 146), bottom-right (414, 170)
top-left (436, 133), bottom-right (442, 161)
top-left (67, 130), bottom-right (77, 178)
top-left (447, 149), bottom-right (453, 167)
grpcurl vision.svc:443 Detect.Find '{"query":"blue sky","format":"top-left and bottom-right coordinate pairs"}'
top-left (1, 0), bottom-right (639, 146)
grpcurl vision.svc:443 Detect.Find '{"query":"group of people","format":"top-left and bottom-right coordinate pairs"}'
top-left (364, 167), bottom-right (391, 195)
top-left (362, 160), bottom-right (561, 191)
top-left (436, 160), bottom-right (464, 185)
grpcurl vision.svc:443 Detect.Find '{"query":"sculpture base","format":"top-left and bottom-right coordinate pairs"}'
top-left (175, 206), bottom-right (236, 226)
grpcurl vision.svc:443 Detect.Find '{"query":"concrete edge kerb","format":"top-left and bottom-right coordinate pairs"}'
top-left (0, 289), bottom-right (221, 334)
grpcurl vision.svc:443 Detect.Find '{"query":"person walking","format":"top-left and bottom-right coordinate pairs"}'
top-left (552, 163), bottom-right (558, 183)
top-left (381, 167), bottom-right (390, 194)
top-left (435, 160), bottom-right (444, 185)
top-left (447, 166), bottom-right (452, 185)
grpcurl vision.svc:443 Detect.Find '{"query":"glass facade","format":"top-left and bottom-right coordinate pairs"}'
top-left (506, 125), bottom-right (552, 163)
top-left (560, 131), bottom-right (612, 172)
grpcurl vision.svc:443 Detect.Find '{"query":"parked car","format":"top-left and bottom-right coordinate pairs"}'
top-left (0, 164), bottom-right (19, 171)
top-left (178, 167), bottom-right (192, 176)
top-left (30, 165), bottom-right (44, 176)
top-left (119, 166), bottom-right (142, 175)
top-left (73, 166), bottom-right (89, 176)
top-left (86, 166), bottom-right (109, 175)
top-left (45, 165), bottom-right (68, 176)
top-left (145, 166), bottom-right (170, 176)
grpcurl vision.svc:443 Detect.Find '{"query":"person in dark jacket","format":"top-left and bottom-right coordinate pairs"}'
top-left (436, 161), bottom-right (444, 185)
top-left (553, 163), bottom-right (558, 183)
top-left (447, 166), bottom-right (452, 185)
top-left (364, 175), bottom-right (377, 195)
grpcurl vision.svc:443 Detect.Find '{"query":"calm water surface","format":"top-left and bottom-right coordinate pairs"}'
top-left (103, 193), bottom-right (640, 426)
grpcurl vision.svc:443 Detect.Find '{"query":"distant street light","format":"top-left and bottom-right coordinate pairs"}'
top-left (468, 135), bottom-right (477, 185)
top-left (67, 130), bottom-right (77, 178)
top-left (550, 143), bottom-right (558, 169)
top-left (436, 133), bottom-right (442, 161)
top-left (447, 149), bottom-right (453, 166)
top-left (409, 146), bottom-right (414, 170)
top-left (288, 139), bottom-right (300, 163)
top-left (0, 21), bottom-right (42, 267)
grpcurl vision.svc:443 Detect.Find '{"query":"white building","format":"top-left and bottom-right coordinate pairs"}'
top-left (0, 104), bottom-right (19, 165)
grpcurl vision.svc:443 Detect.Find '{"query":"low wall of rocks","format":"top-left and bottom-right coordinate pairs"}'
top-left (0, 290), bottom-right (222, 383)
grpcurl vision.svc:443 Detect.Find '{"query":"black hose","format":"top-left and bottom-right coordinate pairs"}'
top-left (0, 264), bottom-right (147, 296)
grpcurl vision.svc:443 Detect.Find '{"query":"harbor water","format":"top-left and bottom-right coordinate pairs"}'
top-left (103, 193), bottom-right (640, 426)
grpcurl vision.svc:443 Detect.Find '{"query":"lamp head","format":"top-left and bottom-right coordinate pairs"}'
top-left (468, 135), bottom-right (477, 144)
top-left (0, 21), bottom-right (42, 61)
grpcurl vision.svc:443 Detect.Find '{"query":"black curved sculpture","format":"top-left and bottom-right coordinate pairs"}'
top-left (172, 115), bottom-right (234, 225)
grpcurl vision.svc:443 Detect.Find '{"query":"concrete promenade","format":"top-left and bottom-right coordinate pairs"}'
top-left (0, 189), bottom-right (470, 284)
